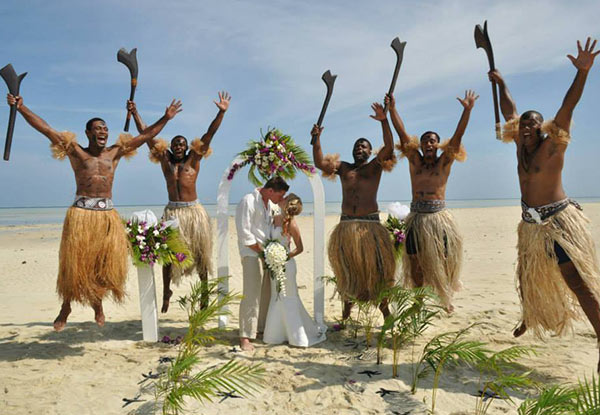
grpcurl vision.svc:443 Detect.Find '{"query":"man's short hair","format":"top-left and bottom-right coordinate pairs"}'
top-left (353, 138), bottom-right (372, 150)
top-left (264, 176), bottom-right (290, 192)
top-left (420, 131), bottom-right (440, 143)
top-left (171, 135), bottom-right (188, 145)
top-left (86, 117), bottom-right (105, 131)
top-left (520, 110), bottom-right (544, 123)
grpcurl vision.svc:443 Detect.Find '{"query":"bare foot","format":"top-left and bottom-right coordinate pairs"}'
top-left (161, 289), bottom-right (173, 313)
top-left (240, 337), bottom-right (255, 352)
top-left (92, 303), bottom-right (105, 327)
top-left (53, 303), bottom-right (71, 331)
top-left (513, 322), bottom-right (527, 337)
top-left (446, 304), bottom-right (455, 314)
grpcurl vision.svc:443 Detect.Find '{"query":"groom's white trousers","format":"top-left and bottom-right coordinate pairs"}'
top-left (239, 256), bottom-right (271, 339)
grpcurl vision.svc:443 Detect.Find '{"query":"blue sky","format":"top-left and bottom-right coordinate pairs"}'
top-left (0, 0), bottom-right (599, 207)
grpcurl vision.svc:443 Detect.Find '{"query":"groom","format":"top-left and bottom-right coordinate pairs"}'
top-left (235, 176), bottom-right (289, 351)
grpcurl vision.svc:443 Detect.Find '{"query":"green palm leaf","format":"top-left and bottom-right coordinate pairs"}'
top-left (518, 384), bottom-right (577, 415)
top-left (575, 374), bottom-right (600, 413)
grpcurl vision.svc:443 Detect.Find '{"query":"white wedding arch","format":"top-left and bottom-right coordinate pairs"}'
top-left (215, 156), bottom-right (326, 329)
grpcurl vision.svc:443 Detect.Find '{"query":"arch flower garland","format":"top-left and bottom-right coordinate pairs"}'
top-left (227, 128), bottom-right (315, 186)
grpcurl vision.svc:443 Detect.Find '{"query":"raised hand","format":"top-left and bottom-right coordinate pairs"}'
top-left (384, 93), bottom-right (396, 110)
top-left (310, 123), bottom-right (323, 139)
top-left (370, 102), bottom-right (386, 121)
top-left (488, 69), bottom-right (504, 84)
top-left (567, 37), bottom-right (600, 72)
top-left (7, 93), bottom-right (23, 109)
top-left (165, 99), bottom-right (182, 120)
top-left (457, 90), bottom-right (479, 110)
top-left (126, 100), bottom-right (137, 114)
top-left (214, 91), bottom-right (231, 112)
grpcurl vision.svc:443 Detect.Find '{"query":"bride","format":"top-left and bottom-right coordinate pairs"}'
top-left (263, 193), bottom-right (326, 347)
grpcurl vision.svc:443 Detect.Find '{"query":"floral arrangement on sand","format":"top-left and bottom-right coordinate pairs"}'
top-left (227, 128), bottom-right (315, 186)
top-left (262, 239), bottom-right (288, 296)
top-left (125, 210), bottom-right (193, 268)
top-left (385, 202), bottom-right (410, 259)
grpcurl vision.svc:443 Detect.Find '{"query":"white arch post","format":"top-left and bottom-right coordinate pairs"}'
top-left (216, 158), bottom-right (326, 328)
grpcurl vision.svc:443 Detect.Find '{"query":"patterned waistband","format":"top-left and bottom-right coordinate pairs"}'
top-left (340, 212), bottom-right (380, 222)
top-left (73, 195), bottom-right (114, 211)
top-left (410, 200), bottom-right (446, 214)
top-left (167, 200), bottom-right (199, 209)
top-left (521, 198), bottom-right (582, 224)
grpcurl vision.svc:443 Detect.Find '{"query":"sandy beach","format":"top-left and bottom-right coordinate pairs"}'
top-left (1, 204), bottom-right (599, 414)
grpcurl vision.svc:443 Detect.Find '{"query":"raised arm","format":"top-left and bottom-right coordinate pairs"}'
top-left (126, 100), bottom-right (160, 152)
top-left (370, 102), bottom-right (393, 162)
top-left (488, 70), bottom-right (518, 122)
top-left (191, 91), bottom-right (231, 161)
top-left (117, 99), bottom-right (182, 156)
top-left (555, 37), bottom-right (599, 132)
top-left (126, 100), bottom-right (148, 134)
top-left (385, 93), bottom-right (419, 163)
top-left (446, 90), bottom-right (478, 151)
top-left (7, 94), bottom-right (64, 145)
top-left (311, 124), bottom-right (340, 175)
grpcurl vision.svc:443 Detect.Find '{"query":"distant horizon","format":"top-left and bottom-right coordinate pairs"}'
top-left (2, 196), bottom-right (600, 210)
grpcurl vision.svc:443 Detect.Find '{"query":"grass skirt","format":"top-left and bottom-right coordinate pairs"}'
top-left (516, 204), bottom-right (600, 337)
top-left (57, 207), bottom-right (129, 305)
top-left (163, 203), bottom-right (213, 283)
top-left (402, 210), bottom-right (463, 308)
top-left (328, 220), bottom-right (396, 301)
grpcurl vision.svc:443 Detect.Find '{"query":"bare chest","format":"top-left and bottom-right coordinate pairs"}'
top-left (165, 161), bottom-right (199, 182)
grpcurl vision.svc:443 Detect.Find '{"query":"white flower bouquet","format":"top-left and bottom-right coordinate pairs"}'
top-left (262, 239), bottom-right (288, 296)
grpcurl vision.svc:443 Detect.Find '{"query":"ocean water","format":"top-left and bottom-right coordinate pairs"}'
top-left (1, 198), bottom-right (599, 227)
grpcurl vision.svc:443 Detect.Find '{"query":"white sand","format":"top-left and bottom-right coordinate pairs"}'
top-left (1, 204), bottom-right (599, 414)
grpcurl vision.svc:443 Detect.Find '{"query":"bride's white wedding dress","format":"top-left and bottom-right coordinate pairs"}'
top-left (263, 226), bottom-right (326, 347)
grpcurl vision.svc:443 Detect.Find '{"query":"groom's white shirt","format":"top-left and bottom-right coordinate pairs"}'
top-left (236, 188), bottom-right (272, 258)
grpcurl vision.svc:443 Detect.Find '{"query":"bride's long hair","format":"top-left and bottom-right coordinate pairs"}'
top-left (282, 193), bottom-right (303, 236)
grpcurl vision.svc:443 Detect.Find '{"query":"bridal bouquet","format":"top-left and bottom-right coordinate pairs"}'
top-left (125, 210), bottom-right (193, 268)
top-left (263, 239), bottom-right (288, 296)
top-left (227, 128), bottom-right (315, 186)
top-left (385, 202), bottom-right (410, 260)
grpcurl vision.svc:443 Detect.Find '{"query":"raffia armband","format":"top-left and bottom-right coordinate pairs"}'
top-left (501, 118), bottom-right (520, 143)
top-left (190, 138), bottom-right (212, 158)
top-left (395, 135), bottom-right (419, 158)
top-left (115, 133), bottom-right (138, 160)
top-left (321, 153), bottom-right (340, 181)
top-left (50, 131), bottom-right (77, 160)
top-left (373, 146), bottom-right (398, 172)
top-left (438, 139), bottom-right (467, 162)
top-left (542, 120), bottom-right (570, 146)
top-left (149, 138), bottom-right (169, 163)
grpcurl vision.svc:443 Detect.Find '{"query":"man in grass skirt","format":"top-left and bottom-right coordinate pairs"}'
top-left (128, 92), bottom-right (230, 312)
top-left (386, 90), bottom-right (478, 312)
top-left (489, 38), bottom-right (600, 371)
top-left (7, 93), bottom-right (181, 330)
top-left (312, 100), bottom-right (396, 321)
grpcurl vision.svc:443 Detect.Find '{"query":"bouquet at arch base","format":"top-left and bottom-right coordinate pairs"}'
top-left (385, 202), bottom-right (410, 260)
top-left (125, 210), bottom-right (193, 269)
